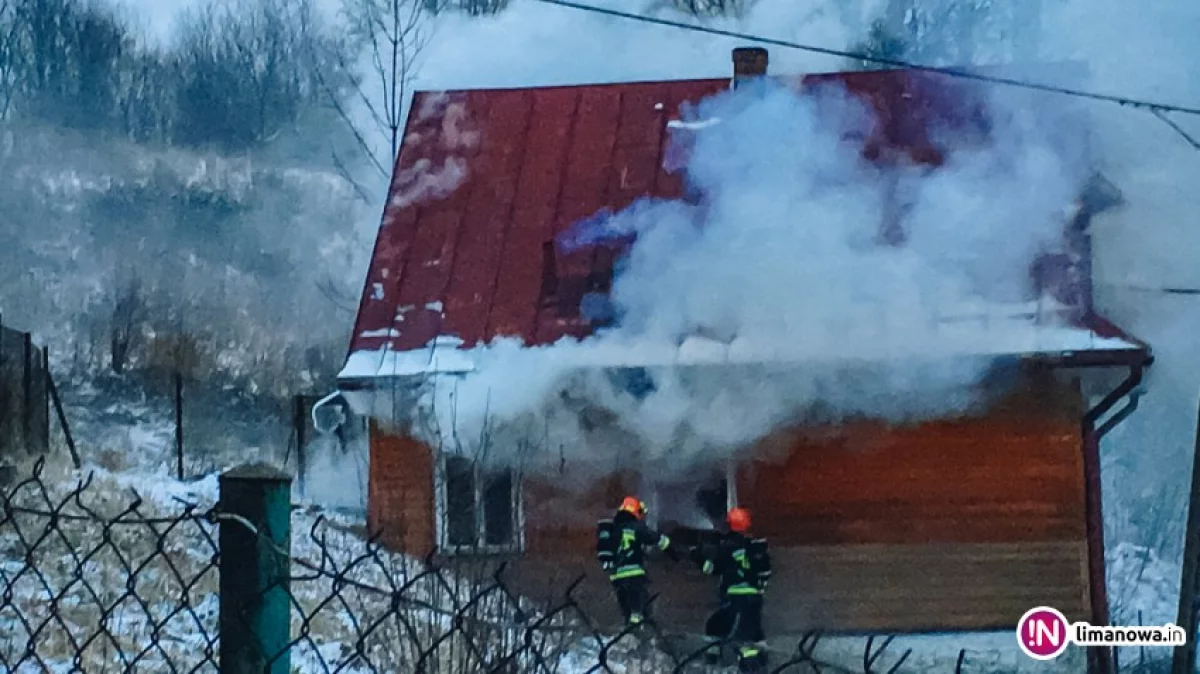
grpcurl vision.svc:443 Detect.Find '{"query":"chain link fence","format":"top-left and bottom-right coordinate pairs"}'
top-left (2, 459), bottom-right (1042, 673)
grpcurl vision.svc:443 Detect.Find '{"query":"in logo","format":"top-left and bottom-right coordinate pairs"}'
top-left (1017, 606), bottom-right (1070, 660)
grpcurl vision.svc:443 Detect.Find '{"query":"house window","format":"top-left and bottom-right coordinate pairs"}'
top-left (650, 462), bottom-right (736, 533)
top-left (438, 455), bottom-right (522, 554)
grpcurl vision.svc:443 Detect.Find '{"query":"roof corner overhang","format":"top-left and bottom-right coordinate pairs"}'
top-left (1028, 312), bottom-right (1152, 370)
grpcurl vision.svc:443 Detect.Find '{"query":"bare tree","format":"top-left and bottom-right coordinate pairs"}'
top-left (314, 0), bottom-right (427, 184)
top-left (173, 0), bottom-right (330, 150)
top-left (109, 275), bottom-right (144, 375)
top-left (884, 0), bottom-right (913, 38)
top-left (114, 49), bottom-right (177, 144)
top-left (0, 0), bottom-right (18, 120)
top-left (418, 0), bottom-right (507, 17)
top-left (850, 0), bottom-right (1015, 70)
top-left (0, 0), bottom-right (130, 129)
top-left (671, 0), bottom-right (750, 18)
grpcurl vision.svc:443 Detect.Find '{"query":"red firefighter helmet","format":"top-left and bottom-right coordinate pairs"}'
top-left (727, 507), bottom-right (751, 533)
top-left (619, 496), bottom-right (647, 518)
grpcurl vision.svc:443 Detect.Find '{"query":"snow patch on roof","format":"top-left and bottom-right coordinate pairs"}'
top-left (666, 117), bottom-right (723, 130)
top-left (340, 335), bottom-right (473, 378)
top-left (359, 328), bottom-right (401, 339)
top-left (389, 157), bottom-right (469, 210)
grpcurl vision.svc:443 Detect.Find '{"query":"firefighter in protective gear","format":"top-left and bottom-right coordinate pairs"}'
top-left (595, 496), bottom-right (679, 627)
top-left (691, 507), bottom-right (772, 673)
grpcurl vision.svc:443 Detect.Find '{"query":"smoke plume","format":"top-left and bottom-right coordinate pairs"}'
top-left (408, 74), bottom-right (1093, 479)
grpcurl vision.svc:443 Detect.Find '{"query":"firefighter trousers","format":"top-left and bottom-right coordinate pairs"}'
top-left (704, 594), bottom-right (766, 672)
top-left (611, 574), bottom-right (651, 626)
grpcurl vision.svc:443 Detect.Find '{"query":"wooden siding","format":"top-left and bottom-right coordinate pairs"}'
top-left (739, 416), bottom-right (1086, 546)
top-left (368, 421), bottom-right (435, 557)
top-left (523, 470), bottom-right (636, 555)
top-left (738, 373), bottom-right (1086, 548)
top-left (501, 540), bottom-right (1091, 634)
top-left (504, 373), bottom-right (1092, 634)
top-left (371, 371), bottom-right (1094, 633)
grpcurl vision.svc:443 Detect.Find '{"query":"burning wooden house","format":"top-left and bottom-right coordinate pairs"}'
top-left (326, 47), bottom-right (1151, 661)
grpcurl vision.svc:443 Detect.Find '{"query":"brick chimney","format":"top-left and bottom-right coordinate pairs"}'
top-left (731, 47), bottom-right (768, 88)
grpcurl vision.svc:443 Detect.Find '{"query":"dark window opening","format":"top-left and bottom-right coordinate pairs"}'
top-left (483, 470), bottom-right (515, 545)
top-left (442, 456), bottom-right (519, 551)
top-left (695, 477), bottom-right (729, 526)
top-left (445, 456), bottom-right (477, 547)
top-left (653, 466), bottom-right (730, 534)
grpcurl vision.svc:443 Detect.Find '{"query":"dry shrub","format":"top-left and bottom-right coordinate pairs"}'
top-left (145, 330), bottom-right (209, 379)
top-left (92, 446), bottom-right (131, 472)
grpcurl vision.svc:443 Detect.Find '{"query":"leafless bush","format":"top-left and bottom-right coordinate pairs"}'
top-left (669, 0), bottom-right (751, 18)
top-left (145, 330), bottom-right (208, 380)
top-left (423, 0), bottom-right (508, 17)
top-left (109, 274), bottom-right (144, 374)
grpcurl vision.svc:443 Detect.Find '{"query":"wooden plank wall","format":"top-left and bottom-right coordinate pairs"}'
top-left (368, 420), bottom-right (436, 557)
top-left (500, 370), bottom-right (1093, 634)
top-left (740, 412), bottom-right (1086, 546)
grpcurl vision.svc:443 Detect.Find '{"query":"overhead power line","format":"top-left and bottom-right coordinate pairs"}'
top-left (1101, 283), bottom-right (1200, 296)
top-left (532, 0), bottom-right (1200, 120)
top-left (1151, 109), bottom-right (1200, 151)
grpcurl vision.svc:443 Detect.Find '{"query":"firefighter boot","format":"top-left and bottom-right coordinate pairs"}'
top-left (737, 643), bottom-right (767, 673)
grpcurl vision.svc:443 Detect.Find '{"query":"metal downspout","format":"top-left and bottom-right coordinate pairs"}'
top-left (311, 390), bottom-right (347, 434)
top-left (1084, 360), bottom-right (1149, 439)
top-left (1080, 358), bottom-right (1150, 674)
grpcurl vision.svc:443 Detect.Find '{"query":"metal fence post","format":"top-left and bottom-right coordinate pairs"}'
top-left (219, 463), bottom-right (292, 674)
top-left (175, 371), bottom-right (184, 480)
top-left (293, 395), bottom-right (306, 498)
top-left (0, 312), bottom-right (8, 459)
top-left (46, 364), bottom-right (80, 469)
top-left (40, 346), bottom-right (49, 455)
top-left (22, 332), bottom-right (31, 454)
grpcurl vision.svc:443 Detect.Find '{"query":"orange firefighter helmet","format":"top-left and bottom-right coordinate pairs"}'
top-left (727, 507), bottom-right (751, 533)
top-left (619, 496), bottom-right (647, 518)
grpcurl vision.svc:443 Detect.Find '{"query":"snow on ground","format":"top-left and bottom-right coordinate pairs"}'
top-left (0, 464), bottom-right (660, 674)
top-left (3, 456), bottom-right (1125, 674)
top-left (2, 463), bottom-right (1172, 673)
top-left (803, 631), bottom-right (1087, 673)
top-left (57, 375), bottom-right (290, 479)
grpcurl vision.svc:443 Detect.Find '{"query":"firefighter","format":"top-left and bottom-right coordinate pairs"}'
top-left (595, 496), bottom-right (679, 627)
top-left (691, 507), bottom-right (772, 672)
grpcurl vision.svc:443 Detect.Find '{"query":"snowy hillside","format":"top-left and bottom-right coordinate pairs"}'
top-left (2, 127), bottom-right (371, 391)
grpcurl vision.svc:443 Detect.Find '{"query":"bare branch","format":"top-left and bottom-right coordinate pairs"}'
top-left (327, 0), bottom-right (428, 173)
top-left (330, 148), bottom-right (378, 203)
top-left (0, 0), bottom-right (18, 120)
top-left (315, 274), bottom-right (358, 314)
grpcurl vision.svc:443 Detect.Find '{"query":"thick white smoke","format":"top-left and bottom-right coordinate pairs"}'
top-left (410, 75), bottom-right (1093, 479)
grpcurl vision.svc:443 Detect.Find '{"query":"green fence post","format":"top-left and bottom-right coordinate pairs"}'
top-left (219, 463), bottom-right (292, 674)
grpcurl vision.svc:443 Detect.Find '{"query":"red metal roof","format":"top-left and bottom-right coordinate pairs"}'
top-left (344, 68), bottom-right (1135, 367)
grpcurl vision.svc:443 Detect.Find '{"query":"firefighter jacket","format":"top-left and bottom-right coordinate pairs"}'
top-left (694, 531), bottom-right (772, 597)
top-left (596, 510), bottom-right (674, 581)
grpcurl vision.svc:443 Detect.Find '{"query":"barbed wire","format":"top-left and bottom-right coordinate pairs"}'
top-left (3, 460), bottom-right (996, 673)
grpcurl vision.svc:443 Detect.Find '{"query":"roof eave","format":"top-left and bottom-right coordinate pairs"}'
top-left (1027, 347), bottom-right (1152, 370)
top-left (335, 346), bottom-right (1153, 391)
top-left (1083, 312), bottom-right (1152, 353)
